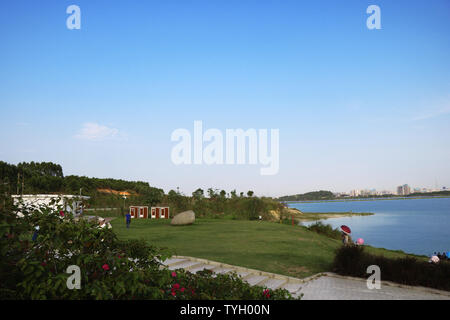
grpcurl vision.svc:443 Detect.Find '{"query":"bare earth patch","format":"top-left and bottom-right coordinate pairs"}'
top-left (287, 266), bottom-right (310, 274)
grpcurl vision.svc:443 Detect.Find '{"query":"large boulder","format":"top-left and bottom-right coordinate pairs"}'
top-left (171, 210), bottom-right (195, 226)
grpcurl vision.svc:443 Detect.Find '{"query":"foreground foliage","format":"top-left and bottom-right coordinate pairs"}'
top-left (0, 199), bottom-right (296, 300)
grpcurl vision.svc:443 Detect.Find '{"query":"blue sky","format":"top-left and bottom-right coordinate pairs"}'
top-left (1, 0), bottom-right (449, 197)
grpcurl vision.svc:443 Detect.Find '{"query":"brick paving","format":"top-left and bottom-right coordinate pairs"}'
top-left (298, 274), bottom-right (449, 300)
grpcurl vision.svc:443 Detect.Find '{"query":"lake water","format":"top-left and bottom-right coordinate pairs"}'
top-left (288, 197), bottom-right (450, 256)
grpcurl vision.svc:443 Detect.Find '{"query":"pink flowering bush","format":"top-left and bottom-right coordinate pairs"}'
top-left (164, 269), bottom-right (293, 300)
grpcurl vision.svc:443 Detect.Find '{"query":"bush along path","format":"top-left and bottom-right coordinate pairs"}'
top-left (0, 200), bottom-right (296, 300)
top-left (161, 256), bottom-right (307, 298)
top-left (162, 256), bottom-right (450, 300)
top-left (332, 246), bottom-right (450, 293)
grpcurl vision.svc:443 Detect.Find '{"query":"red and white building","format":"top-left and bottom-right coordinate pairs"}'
top-left (129, 206), bottom-right (169, 219)
top-left (129, 206), bottom-right (148, 219)
top-left (151, 207), bottom-right (169, 219)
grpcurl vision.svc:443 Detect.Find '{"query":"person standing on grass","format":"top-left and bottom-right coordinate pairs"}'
top-left (342, 232), bottom-right (349, 246)
top-left (125, 212), bottom-right (131, 229)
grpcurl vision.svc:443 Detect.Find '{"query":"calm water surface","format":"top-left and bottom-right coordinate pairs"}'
top-left (288, 197), bottom-right (450, 256)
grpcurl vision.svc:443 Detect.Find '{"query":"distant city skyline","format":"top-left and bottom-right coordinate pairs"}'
top-left (1, 1), bottom-right (449, 198)
top-left (337, 184), bottom-right (447, 198)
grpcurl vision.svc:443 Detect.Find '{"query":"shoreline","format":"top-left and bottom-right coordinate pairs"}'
top-left (282, 207), bottom-right (374, 222)
top-left (284, 195), bottom-right (450, 204)
top-left (296, 212), bottom-right (374, 222)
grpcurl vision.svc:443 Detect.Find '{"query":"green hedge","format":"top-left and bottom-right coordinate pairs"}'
top-left (332, 246), bottom-right (450, 292)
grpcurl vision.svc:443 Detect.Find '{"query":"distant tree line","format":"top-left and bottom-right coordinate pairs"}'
top-left (278, 190), bottom-right (335, 202)
top-left (406, 190), bottom-right (450, 197)
top-left (278, 189), bottom-right (450, 202)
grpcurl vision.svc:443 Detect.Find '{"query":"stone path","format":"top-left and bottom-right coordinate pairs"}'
top-left (161, 256), bottom-right (450, 300)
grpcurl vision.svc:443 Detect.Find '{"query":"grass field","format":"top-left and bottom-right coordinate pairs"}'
top-left (85, 209), bottom-right (122, 218)
top-left (111, 218), bottom-right (421, 279)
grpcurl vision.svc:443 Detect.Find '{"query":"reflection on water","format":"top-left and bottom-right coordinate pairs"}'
top-left (289, 198), bottom-right (450, 256)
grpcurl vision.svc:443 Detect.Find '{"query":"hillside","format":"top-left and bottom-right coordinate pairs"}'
top-left (0, 161), bottom-right (285, 219)
top-left (0, 161), bottom-right (164, 208)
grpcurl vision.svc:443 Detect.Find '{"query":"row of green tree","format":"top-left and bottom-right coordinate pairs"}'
top-left (164, 188), bottom-right (282, 220)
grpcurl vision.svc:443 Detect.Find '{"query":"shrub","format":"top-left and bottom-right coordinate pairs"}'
top-left (0, 199), bottom-right (297, 300)
top-left (168, 269), bottom-right (292, 300)
top-left (332, 246), bottom-right (450, 291)
top-left (306, 222), bottom-right (341, 240)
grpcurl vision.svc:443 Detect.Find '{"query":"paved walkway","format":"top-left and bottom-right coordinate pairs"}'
top-left (161, 256), bottom-right (450, 300)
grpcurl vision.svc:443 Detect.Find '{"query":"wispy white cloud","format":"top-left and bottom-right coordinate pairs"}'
top-left (410, 105), bottom-right (450, 121)
top-left (411, 106), bottom-right (450, 121)
top-left (74, 122), bottom-right (120, 141)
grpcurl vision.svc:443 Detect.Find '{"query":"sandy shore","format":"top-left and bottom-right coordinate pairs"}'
top-left (287, 209), bottom-right (374, 222)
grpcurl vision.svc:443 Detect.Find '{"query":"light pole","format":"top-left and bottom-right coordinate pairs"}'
top-left (123, 195), bottom-right (127, 217)
top-left (78, 188), bottom-right (83, 215)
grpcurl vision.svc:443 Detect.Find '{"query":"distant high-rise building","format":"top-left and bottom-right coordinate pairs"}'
top-left (403, 184), bottom-right (411, 195)
top-left (360, 189), bottom-right (370, 197)
top-left (397, 184), bottom-right (411, 196)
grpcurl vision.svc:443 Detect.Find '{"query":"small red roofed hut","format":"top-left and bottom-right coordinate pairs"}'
top-left (129, 206), bottom-right (148, 219)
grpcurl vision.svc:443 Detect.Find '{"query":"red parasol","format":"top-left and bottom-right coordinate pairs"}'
top-left (340, 225), bottom-right (351, 235)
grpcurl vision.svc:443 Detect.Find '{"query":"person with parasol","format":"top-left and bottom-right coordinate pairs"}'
top-left (340, 225), bottom-right (353, 246)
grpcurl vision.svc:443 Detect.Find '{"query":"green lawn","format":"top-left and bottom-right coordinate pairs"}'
top-left (111, 218), bottom-right (423, 279)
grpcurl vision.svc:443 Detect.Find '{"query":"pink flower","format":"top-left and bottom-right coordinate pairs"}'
top-left (171, 272), bottom-right (177, 278)
top-left (180, 287), bottom-right (185, 293)
top-left (59, 211), bottom-right (65, 217)
top-left (102, 264), bottom-right (110, 271)
top-left (263, 289), bottom-right (270, 298)
top-left (171, 290), bottom-right (176, 297)
top-left (172, 283), bottom-right (180, 290)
